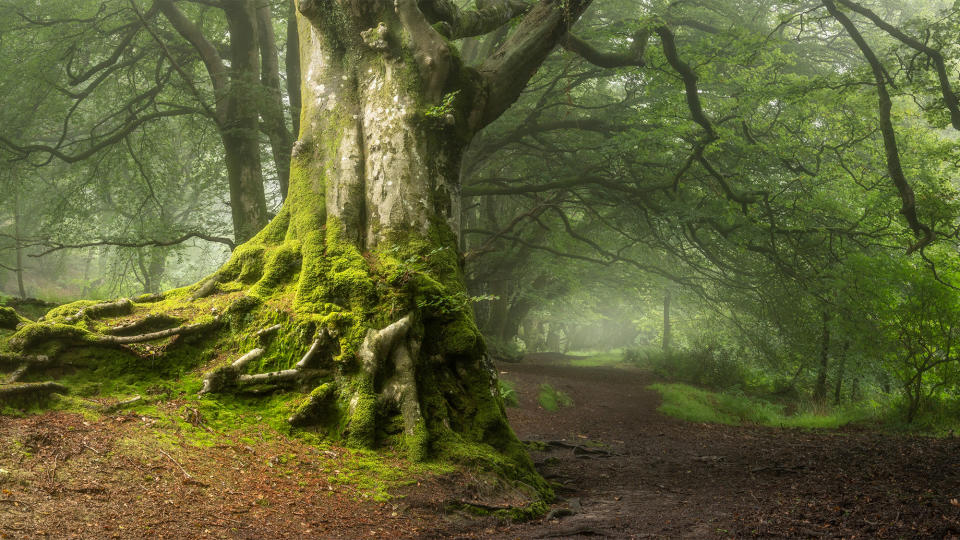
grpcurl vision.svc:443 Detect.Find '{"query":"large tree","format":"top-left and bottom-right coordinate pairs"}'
top-left (0, 0), bottom-right (593, 492)
top-left (5, 0), bottom-right (960, 493)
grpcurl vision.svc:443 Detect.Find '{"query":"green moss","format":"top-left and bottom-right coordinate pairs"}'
top-left (250, 241), bottom-right (302, 297)
top-left (407, 418), bottom-right (430, 462)
top-left (0, 307), bottom-right (26, 330)
top-left (220, 244), bottom-right (267, 284)
top-left (439, 314), bottom-right (481, 357)
top-left (289, 382), bottom-right (337, 426)
top-left (537, 384), bottom-right (573, 412)
top-left (347, 392), bottom-right (378, 448)
top-left (43, 300), bottom-right (99, 321)
top-left (8, 322), bottom-right (89, 352)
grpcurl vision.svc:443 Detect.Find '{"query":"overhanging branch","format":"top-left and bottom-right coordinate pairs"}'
top-left (28, 233), bottom-right (236, 257)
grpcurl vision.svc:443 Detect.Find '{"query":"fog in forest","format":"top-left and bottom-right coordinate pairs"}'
top-left (2, 0), bottom-right (960, 537)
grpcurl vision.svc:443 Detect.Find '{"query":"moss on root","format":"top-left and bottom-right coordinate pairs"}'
top-left (0, 213), bottom-right (547, 505)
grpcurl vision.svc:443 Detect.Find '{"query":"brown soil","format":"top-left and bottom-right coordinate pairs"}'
top-left (3, 353), bottom-right (960, 538)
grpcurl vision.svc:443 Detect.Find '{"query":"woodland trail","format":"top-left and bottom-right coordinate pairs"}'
top-left (437, 353), bottom-right (960, 539)
top-left (2, 354), bottom-right (960, 539)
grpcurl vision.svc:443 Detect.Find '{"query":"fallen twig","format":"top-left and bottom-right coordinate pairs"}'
top-left (158, 448), bottom-right (193, 480)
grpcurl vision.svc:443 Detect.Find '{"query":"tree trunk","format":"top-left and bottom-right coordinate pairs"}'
top-left (223, 1), bottom-right (270, 243)
top-left (258, 3), bottom-right (294, 200)
top-left (156, 0), bottom-right (270, 244)
top-left (285, 0), bottom-right (302, 143)
top-left (13, 184), bottom-right (26, 299)
top-left (662, 289), bottom-right (672, 353)
top-left (813, 311), bottom-right (831, 401)
top-left (833, 341), bottom-right (849, 405)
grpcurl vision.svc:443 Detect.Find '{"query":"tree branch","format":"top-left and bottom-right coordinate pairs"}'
top-left (474, 0), bottom-right (594, 130)
top-left (28, 233), bottom-right (236, 257)
top-left (419, 0), bottom-right (532, 39)
top-left (823, 0), bottom-right (933, 254)
top-left (835, 0), bottom-right (960, 131)
top-left (559, 29), bottom-right (649, 68)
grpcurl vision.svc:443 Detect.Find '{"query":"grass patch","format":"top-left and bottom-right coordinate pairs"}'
top-left (537, 383), bottom-right (573, 412)
top-left (650, 382), bottom-right (877, 429)
top-left (567, 350), bottom-right (626, 368)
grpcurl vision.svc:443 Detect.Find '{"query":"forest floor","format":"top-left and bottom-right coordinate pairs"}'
top-left (2, 353), bottom-right (960, 538)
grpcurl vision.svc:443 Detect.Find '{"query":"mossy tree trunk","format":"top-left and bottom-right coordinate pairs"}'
top-left (1, 0), bottom-right (594, 493)
top-left (253, 0), bottom-right (593, 473)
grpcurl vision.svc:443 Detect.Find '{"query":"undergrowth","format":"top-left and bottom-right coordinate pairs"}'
top-left (498, 379), bottom-right (519, 407)
top-left (649, 383), bottom-right (878, 429)
top-left (537, 383), bottom-right (573, 412)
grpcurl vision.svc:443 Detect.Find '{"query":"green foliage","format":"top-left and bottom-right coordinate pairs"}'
top-left (650, 383), bottom-right (877, 429)
top-left (498, 379), bottom-right (519, 407)
top-left (423, 90), bottom-right (460, 120)
top-left (537, 383), bottom-right (573, 412)
top-left (627, 346), bottom-right (751, 391)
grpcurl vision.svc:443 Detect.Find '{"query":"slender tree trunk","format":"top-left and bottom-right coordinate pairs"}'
top-left (222, 0), bottom-right (269, 243)
top-left (258, 3), bottom-right (294, 200)
top-left (13, 184), bottom-right (26, 299)
top-left (156, 0), bottom-right (269, 244)
top-left (662, 289), bottom-right (672, 353)
top-left (285, 0), bottom-right (302, 140)
top-left (833, 341), bottom-right (849, 404)
top-left (813, 310), bottom-right (831, 401)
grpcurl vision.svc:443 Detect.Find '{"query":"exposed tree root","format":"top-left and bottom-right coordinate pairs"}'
top-left (5, 355), bottom-right (50, 383)
top-left (201, 327), bottom-right (337, 395)
top-left (60, 298), bottom-right (133, 324)
top-left (528, 440), bottom-right (617, 457)
top-left (102, 395), bottom-right (143, 413)
top-left (95, 318), bottom-right (221, 345)
top-left (199, 348), bottom-right (264, 395)
top-left (189, 278), bottom-right (219, 301)
top-left (356, 314), bottom-right (423, 439)
top-left (103, 313), bottom-right (183, 336)
top-left (255, 324), bottom-right (282, 341)
top-left (0, 381), bottom-right (68, 404)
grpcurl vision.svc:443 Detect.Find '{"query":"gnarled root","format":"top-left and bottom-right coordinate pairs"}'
top-left (103, 313), bottom-right (183, 336)
top-left (3, 355), bottom-right (50, 383)
top-left (200, 327), bottom-right (336, 395)
top-left (95, 318), bottom-right (221, 345)
top-left (61, 298), bottom-right (134, 324)
top-left (0, 381), bottom-right (68, 405)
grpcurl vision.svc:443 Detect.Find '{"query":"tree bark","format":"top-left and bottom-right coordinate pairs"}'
top-left (813, 311), bottom-right (831, 401)
top-left (258, 2), bottom-right (294, 200)
top-left (285, 0), bottom-right (302, 142)
top-left (662, 289), bottom-right (672, 353)
top-left (13, 184), bottom-right (26, 299)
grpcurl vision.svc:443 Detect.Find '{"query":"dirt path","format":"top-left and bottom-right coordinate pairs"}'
top-left (3, 354), bottom-right (960, 538)
top-left (462, 354), bottom-right (960, 538)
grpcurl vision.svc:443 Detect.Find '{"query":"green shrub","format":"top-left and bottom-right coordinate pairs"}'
top-left (486, 336), bottom-right (524, 363)
top-left (627, 346), bottom-right (750, 390)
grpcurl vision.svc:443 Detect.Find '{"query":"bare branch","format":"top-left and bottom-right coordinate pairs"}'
top-left (560, 29), bottom-right (649, 68)
top-left (28, 232), bottom-right (236, 257)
